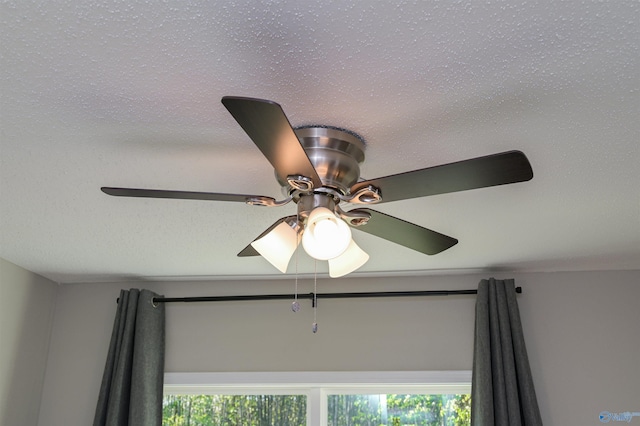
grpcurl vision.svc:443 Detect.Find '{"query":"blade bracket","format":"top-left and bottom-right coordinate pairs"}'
top-left (246, 195), bottom-right (293, 207)
top-left (336, 205), bottom-right (372, 226)
top-left (286, 175), bottom-right (314, 192)
top-left (342, 185), bottom-right (382, 204)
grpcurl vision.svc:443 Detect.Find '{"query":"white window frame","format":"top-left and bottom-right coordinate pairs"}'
top-left (164, 371), bottom-right (472, 426)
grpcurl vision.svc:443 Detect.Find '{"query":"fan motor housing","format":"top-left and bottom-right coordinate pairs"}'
top-left (278, 126), bottom-right (366, 195)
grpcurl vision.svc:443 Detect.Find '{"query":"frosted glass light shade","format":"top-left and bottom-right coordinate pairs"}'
top-left (328, 239), bottom-right (370, 277)
top-left (302, 207), bottom-right (352, 260)
top-left (251, 221), bottom-right (299, 273)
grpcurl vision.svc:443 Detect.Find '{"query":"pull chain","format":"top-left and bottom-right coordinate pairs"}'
top-left (312, 260), bottom-right (318, 333)
top-left (291, 226), bottom-right (301, 313)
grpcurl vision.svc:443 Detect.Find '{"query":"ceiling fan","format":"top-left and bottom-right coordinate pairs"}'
top-left (102, 96), bottom-right (533, 277)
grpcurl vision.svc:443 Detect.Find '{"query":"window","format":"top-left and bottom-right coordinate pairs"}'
top-left (326, 393), bottom-right (470, 425)
top-left (163, 394), bottom-right (307, 425)
top-left (164, 371), bottom-right (471, 426)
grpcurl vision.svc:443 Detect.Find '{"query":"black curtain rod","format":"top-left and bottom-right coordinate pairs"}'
top-left (151, 287), bottom-right (522, 306)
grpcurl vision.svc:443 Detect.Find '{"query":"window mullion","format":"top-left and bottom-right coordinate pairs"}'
top-left (307, 387), bottom-right (323, 426)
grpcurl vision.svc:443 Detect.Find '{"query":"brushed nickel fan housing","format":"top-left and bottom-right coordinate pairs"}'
top-left (277, 126), bottom-right (366, 195)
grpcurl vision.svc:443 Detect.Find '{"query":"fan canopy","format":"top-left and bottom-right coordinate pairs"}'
top-left (278, 126), bottom-right (366, 195)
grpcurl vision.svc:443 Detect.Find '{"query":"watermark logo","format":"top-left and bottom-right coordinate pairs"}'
top-left (599, 411), bottom-right (640, 423)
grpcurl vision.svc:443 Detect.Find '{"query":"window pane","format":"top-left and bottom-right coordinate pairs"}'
top-left (162, 394), bottom-right (307, 426)
top-left (327, 394), bottom-right (471, 426)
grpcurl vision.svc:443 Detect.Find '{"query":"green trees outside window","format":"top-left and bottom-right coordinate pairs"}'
top-left (162, 393), bottom-right (470, 426)
top-left (163, 395), bottom-right (307, 426)
top-left (328, 394), bottom-right (470, 426)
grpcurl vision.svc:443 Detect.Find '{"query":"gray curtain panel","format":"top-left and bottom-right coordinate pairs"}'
top-left (94, 289), bottom-right (165, 426)
top-left (471, 278), bottom-right (542, 426)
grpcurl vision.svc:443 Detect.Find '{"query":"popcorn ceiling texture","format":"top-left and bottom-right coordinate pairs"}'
top-left (1, 1), bottom-right (638, 282)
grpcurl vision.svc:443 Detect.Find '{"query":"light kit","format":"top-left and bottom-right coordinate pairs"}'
top-left (251, 195), bottom-right (370, 277)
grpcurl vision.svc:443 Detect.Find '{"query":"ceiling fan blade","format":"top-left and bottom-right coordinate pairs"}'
top-left (351, 208), bottom-right (458, 255)
top-left (351, 150), bottom-right (533, 203)
top-left (237, 215), bottom-right (298, 257)
top-left (101, 187), bottom-right (272, 203)
top-left (222, 96), bottom-right (323, 188)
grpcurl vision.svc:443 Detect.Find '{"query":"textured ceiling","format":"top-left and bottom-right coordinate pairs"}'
top-left (1, 1), bottom-right (638, 283)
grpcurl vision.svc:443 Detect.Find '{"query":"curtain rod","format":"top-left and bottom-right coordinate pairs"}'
top-left (150, 287), bottom-right (522, 307)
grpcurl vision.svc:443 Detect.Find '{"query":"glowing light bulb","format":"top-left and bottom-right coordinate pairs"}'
top-left (313, 217), bottom-right (338, 246)
top-left (302, 207), bottom-right (351, 260)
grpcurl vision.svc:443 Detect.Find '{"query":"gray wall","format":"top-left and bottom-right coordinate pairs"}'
top-left (0, 258), bottom-right (58, 426)
top-left (37, 270), bottom-right (639, 426)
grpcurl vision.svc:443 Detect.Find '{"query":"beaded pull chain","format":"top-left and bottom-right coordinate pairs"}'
top-left (291, 227), bottom-right (301, 313)
top-left (312, 260), bottom-right (318, 333)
